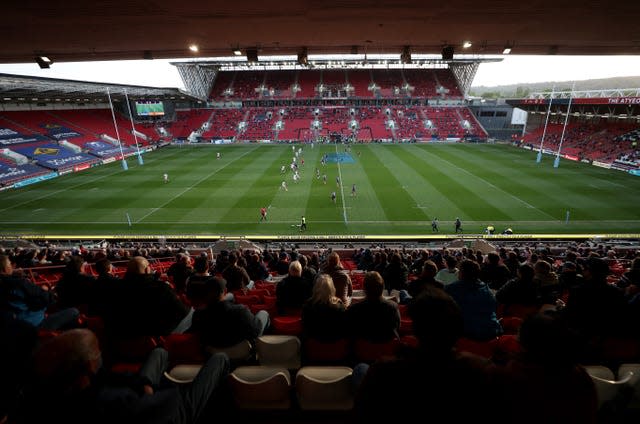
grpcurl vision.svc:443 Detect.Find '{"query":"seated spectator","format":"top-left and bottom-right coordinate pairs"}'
top-left (435, 255), bottom-right (459, 286)
top-left (221, 253), bottom-right (253, 293)
top-left (245, 252), bottom-right (269, 283)
top-left (321, 252), bottom-right (353, 307)
top-left (562, 256), bottom-right (629, 343)
top-left (445, 259), bottom-right (503, 341)
top-left (490, 312), bottom-right (597, 424)
top-left (301, 274), bottom-right (348, 343)
top-left (617, 257), bottom-right (640, 289)
top-left (88, 258), bottom-right (122, 318)
top-left (17, 328), bottom-right (231, 424)
top-left (167, 252), bottom-right (194, 294)
top-left (0, 254), bottom-right (79, 330)
top-left (53, 254), bottom-right (96, 311)
top-left (495, 263), bottom-right (540, 308)
top-left (106, 256), bottom-right (192, 337)
top-left (353, 288), bottom-right (494, 422)
top-left (533, 259), bottom-right (561, 305)
top-left (186, 255), bottom-right (233, 309)
top-left (275, 260), bottom-right (313, 315)
top-left (0, 312), bottom-right (38, 423)
top-left (188, 276), bottom-right (269, 348)
top-left (480, 252), bottom-right (511, 290)
top-left (398, 260), bottom-right (443, 305)
top-left (298, 254), bottom-right (317, 286)
top-left (381, 252), bottom-right (409, 295)
top-left (347, 271), bottom-right (400, 343)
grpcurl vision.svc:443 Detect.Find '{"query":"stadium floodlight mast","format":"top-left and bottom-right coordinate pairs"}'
top-left (123, 88), bottom-right (144, 165)
top-left (554, 82), bottom-right (576, 168)
top-left (106, 87), bottom-right (128, 171)
top-left (536, 85), bottom-right (555, 163)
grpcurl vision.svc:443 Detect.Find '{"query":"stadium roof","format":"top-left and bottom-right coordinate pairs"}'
top-left (0, 73), bottom-right (198, 104)
top-left (2, 1), bottom-right (639, 64)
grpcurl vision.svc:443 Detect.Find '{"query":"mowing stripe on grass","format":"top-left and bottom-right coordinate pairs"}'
top-left (135, 146), bottom-right (257, 223)
top-left (335, 144), bottom-right (348, 224)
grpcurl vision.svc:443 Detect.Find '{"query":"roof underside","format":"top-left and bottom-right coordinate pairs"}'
top-left (2, 1), bottom-right (640, 64)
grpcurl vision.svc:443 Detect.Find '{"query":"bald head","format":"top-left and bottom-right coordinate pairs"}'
top-left (128, 256), bottom-right (151, 275)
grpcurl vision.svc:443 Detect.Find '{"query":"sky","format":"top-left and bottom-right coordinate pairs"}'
top-left (0, 55), bottom-right (639, 90)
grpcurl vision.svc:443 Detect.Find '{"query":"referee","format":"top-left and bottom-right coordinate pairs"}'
top-left (300, 215), bottom-right (307, 231)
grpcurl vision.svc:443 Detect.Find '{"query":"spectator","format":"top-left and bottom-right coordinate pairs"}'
top-left (435, 255), bottom-right (459, 286)
top-left (480, 252), bottom-right (511, 290)
top-left (301, 274), bottom-right (348, 342)
top-left (53, 255), bottom-right (96, 312)
top-left (444, 259), bottom-right (503, 341)
top-left (0, 254), bottom-right (79, 330)
top-left (188, 276), bottom-right (269, 348)
top-left (106, 256), bottom-right (192, 337)
top-left (321, 252), bottom-right (353, 307)
top-left (347, 271), bottom-right (400, 343)
top-left (381, 252), bottom-right (409, 295)
top-left (490, 312), bottom-right (597, 424)
top-left (17, 328), bottom-right (231, 424)
top-left (275, 260), bottom-right (313, 315)
top-left (495, 263), bottom-right (540, 308)
top-left (222, 253), bottom-right (253, 293)
top-left (399, 260), bottom-right (443, 304)
top-left (353, 288), bottom-right (494, 422)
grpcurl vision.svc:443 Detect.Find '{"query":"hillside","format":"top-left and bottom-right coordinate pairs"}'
top-left (470, 76), bottom-right (640, 98)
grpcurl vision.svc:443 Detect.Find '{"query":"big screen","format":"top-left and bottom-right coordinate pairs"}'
top-left (135, 100), bottom-right (165, 117)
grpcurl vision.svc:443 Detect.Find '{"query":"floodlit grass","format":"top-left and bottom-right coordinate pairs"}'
top-left (1, 143), bottom-right (639, 238)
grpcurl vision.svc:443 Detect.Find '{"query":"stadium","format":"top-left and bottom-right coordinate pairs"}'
top-left (1, 1), bottom-right (640, 423)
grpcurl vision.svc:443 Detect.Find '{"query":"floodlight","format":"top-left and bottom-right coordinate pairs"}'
top-left (35, 56), bottom-right (52, 69)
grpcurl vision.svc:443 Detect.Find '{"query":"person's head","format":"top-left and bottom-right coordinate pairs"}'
top-left (31, 329), bottom-right (102, 393)
top-left (65, 255), bottom-right (86, 275)
top-left (533, 259), bottom-right (553, 277)
top-left (409, 288), bottom-right (463, 353)
top-left (204, 276), bottom-right (228, 302)
top-left (193, 255), bottom-right (209, 274)
top-left (363, 271), bottom-right (385, 299)
top-left (94, 258), bottom-right (112, 276)
top-left (288, 260), bottom-right (302, 277)
top-left (327, 252), bottom-right (341, 268)
top-left (311, 273), bottom-right (338, 304)
top-left (127, 256), bottom-right (151, 275)
top-left (0, 254), bottom-right (12, 275)
top-left (487, 252), bottom-right (500, 265)
top-left (517, 263), bottom-right (535, 282)
top-left (582, 256), bottom-right (609, 281)
top-left (445, 255), bottom-right (457, 270)
top-left (457, 259), bottom-right (480, 282)
top-left (421, 260), bottom-right (438, 279)
top-left (518, 312), bottom-right (581, 367)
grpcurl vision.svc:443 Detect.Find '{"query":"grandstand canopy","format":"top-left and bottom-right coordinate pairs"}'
top-left (2, 1), bottom-right (639, 64)
top-left (0, 74), bottom-right (199, 104)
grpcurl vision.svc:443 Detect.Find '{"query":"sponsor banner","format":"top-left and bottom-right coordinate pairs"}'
top-left (13, 172), bottom-right (57, 188)
top-left (0, 135), bottom-right (48, 145)
top-left (0, 184), bottom-right (14, 191)
top-left (562, 154), bottom-right (579, 161)
top-left (629, 169), bottom-right (640, 176)
top-left (0, 128), bottom-right (20, 138)
top-left (102, 157), bottom-right (116, 164)
top-left (74, 163), bottom-right (91, 172)
top-left (518, 97), bottom-right (640, 106)
top-left (0, 167), bottom-right (27, 181)
top-left (592, 161), bottom-right (611, 169)
top-left (58, 168), bottom-right (74, 175)
top-left (39, 155), bottom-right (94, 168)
top-left (41, 123), bottom-right (82, 140)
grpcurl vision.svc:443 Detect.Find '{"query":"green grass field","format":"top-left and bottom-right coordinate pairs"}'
top-left (1, 143), bottom-right (640, 239)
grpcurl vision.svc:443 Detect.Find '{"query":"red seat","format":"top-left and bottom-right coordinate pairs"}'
top-left (352, 338), bottom-right (401, 363)
top-left (271, 316), bottom-right (303, 336)
top-left (455, 337), bottom-right (498, 359)
top-left (162, 333), bottom-right (205, 366)
top-left (499, 316), bottom-right (523, 335)
top-left (303, 338), bottom-right (350, 364)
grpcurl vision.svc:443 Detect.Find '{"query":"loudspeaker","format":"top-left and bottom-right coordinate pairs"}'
top-left (441, 45), bottom-right (454, 60)
top-left (246, 49), bottom-right (258, 63)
